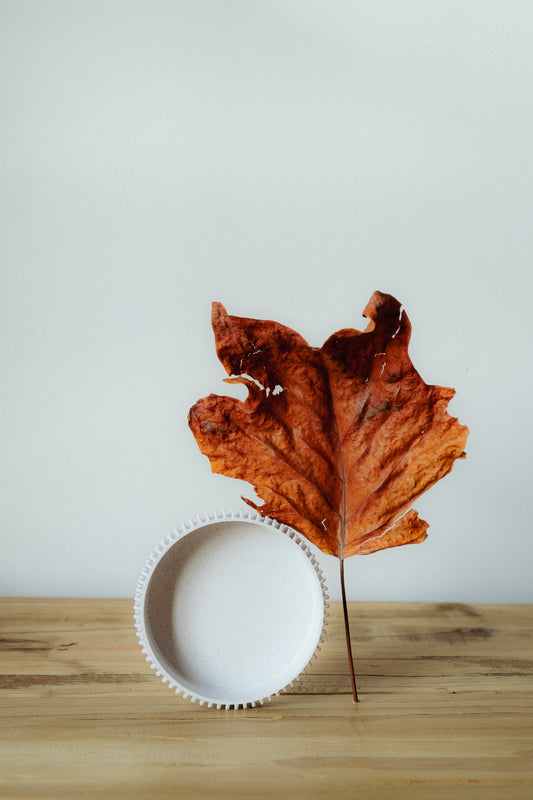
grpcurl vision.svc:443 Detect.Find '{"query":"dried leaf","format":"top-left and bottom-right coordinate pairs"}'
top-left (189, 291), bottom-right (469, 560)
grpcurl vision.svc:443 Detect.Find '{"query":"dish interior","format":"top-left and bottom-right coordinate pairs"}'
top-left (144, 520), bottom-right (324, 702)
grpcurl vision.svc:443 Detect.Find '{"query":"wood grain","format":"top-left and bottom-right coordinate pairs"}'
top-left (1, 599), bottom-right (532, 799)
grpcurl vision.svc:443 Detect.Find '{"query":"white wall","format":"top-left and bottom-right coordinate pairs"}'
top-left (1, 0), bottom-right (532, 602)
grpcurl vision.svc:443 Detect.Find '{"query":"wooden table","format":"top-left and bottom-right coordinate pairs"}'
top-left (1, 599), bottom-right (532, 799)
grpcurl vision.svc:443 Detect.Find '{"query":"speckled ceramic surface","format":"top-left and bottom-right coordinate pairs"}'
top-left (134, 510), bottom-right (328, 708)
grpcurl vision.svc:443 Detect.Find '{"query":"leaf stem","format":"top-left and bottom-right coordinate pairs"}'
top-left (340, 557), bottom-right (359, 703)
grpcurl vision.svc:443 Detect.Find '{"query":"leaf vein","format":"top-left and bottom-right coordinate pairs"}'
top-left (231, 419), bottom-right (340, 519)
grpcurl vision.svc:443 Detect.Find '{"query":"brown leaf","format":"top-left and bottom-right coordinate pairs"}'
top-left (188, 291), bottom-right (469, 559)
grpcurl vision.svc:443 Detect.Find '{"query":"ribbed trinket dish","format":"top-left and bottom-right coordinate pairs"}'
top-left (134, 509), bottom-right (328, 708)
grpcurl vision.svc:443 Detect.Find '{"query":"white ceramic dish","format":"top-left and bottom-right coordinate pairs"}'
top-left (134, 509), bottom-right (328, 708)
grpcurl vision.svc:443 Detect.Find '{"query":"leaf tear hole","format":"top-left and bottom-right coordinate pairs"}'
top-left (235, 373), bottom-right (265, 391)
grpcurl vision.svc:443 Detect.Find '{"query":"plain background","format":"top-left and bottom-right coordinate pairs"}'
top-left (1, 0), bottom-right (532, 602)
